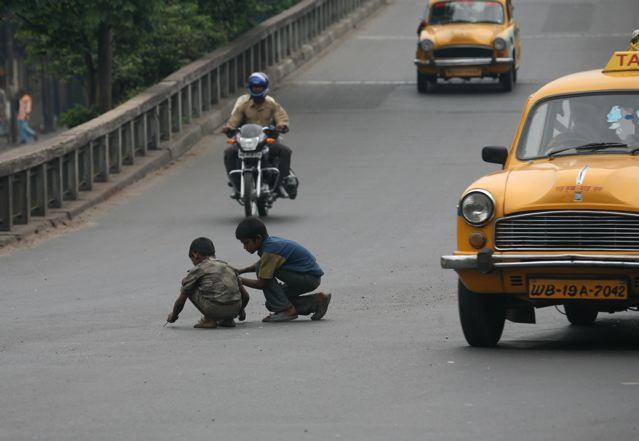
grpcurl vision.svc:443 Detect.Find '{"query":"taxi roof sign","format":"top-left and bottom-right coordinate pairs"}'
top-left (603, 52), bottom-right (639, 73)
top-left (603, 31), bottom-right (639, 73)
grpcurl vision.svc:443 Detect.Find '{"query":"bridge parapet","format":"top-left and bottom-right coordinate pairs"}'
top-left (0, 0), bottom-right (382, 235)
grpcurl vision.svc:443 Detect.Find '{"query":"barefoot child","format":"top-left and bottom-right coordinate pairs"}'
top-left (166, 237), bottom-right (249, 328)
top-left (234, 218), bottom-right (331, 322)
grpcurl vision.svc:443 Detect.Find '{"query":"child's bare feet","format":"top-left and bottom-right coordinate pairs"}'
top-left (311, 293), bottom-right (332, 320)
top-left (193, 316), bottom-right (217, 328)
top-left (218, 318), bottom-right (236, 328)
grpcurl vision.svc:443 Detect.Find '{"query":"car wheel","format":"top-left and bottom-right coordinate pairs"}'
top-left (417, 71), bottom-right (435, 94)
top-left (499, 68), bottom-right (514, 92)
top-left (564, 303), bottom-right (598, 326)
top-left (458, 280), bottom-right (506, 347)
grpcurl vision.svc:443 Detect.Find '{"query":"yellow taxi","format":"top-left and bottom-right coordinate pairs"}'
top-left (414, 0), bottom-right (520, 93)
top-left (441, 35), bottom-right (639, 346)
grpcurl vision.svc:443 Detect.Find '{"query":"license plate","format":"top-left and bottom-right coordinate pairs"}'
top-left (238, 151), bottom-right (262, 159)
top-left (445, 68), bottom-right (482, 77)
top-left (528, 278), bottom-right (628, 300)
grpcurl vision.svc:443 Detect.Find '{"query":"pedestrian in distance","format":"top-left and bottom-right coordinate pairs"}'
top-left (234, 217), bottom-right (331, 322)
top-left (16, 89), bottom-right (37, 144)
top-left (166, 237), bottom-right (250, 329)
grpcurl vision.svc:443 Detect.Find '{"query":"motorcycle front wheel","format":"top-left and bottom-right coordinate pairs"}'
top-left (242, 173), bottom-right (257, 217)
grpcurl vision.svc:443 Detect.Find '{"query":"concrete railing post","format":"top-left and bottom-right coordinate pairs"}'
top-left (32, 163), bottom-right (48, 217)
top-left (0, 175), bottom-right (12, 231)
top-left (48, 158), bottom-right (63, 208)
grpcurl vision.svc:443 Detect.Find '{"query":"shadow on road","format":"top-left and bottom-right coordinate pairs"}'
top-left (496, 317), bottom-right (639, 351)
top-left (427, 82), bottom-right (507, 95)
top-left (210, 213), bottom-right (310, 227)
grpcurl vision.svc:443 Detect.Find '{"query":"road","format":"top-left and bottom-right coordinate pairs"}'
top-left (2, 1), bottom-right (639, 440)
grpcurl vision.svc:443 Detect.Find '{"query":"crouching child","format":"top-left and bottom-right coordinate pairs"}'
top-left (234, 218), bottom-right (331, 322)
top-left (166, 237), bottom-right (249, 328)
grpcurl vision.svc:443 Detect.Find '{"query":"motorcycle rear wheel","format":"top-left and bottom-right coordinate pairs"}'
top-left (258, 200), bottom-right (269, 217)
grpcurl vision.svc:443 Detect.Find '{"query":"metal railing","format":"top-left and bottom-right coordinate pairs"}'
top-left (0, 0), bottom-right (379, 232)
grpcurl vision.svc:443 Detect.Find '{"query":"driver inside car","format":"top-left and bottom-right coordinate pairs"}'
top-left (222, 72), bottom-right (298, 199)
top-left (607, 105), bottom-right (639, 143)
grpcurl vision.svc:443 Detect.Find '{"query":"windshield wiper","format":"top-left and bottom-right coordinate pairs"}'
top-left (547, 142), bottom-right (629, 158)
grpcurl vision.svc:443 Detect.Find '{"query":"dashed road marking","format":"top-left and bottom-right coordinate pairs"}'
top-left (356, 33), bottom-right (629, 41)
top-left (290, 80), bottom-right (548, 86)
top-left (291, 80), bottom-right (416, 85)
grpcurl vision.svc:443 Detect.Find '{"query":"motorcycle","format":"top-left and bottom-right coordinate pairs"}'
top-left (226, 124), bottom-right (296, 217)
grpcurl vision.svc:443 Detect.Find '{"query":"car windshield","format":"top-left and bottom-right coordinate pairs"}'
top-left (517, 93), bottom-right (639, 160)
top-left (429, 0), bottom-right (504, 25)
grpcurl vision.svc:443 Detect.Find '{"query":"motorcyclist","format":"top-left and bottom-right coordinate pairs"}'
top-left (222, 72), bottom-right (298, 199)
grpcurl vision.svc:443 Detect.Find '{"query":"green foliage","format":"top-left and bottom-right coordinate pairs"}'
top-left (6, 0), bottom-right (302, 112)
top-left (58, 105), bottom-right (99, 129)
top-left (197, 0), bottom-right (301, 40)
top-left (113, 0), bottom-right (224, 101)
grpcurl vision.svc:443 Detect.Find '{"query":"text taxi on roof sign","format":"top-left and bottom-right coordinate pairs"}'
top-left (439, 31), bottom-right (639, 347)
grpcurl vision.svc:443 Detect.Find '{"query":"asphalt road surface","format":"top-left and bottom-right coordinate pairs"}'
top-left (3, 1), bottom-right (639, 440)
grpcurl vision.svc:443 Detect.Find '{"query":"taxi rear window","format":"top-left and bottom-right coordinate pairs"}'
top-left (517, 93), bottom-right (639, 160)
top-left (429, 1), bottom-right (504, 25)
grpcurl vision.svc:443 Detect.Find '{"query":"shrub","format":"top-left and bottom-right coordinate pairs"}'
top-left (58, 105), bottom-right (99, 129)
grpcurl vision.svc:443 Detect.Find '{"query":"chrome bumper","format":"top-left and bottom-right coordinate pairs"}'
top-left (414, 57), bottom-right (513, 67)
top-left (441, 252), bottom-right (639, 272)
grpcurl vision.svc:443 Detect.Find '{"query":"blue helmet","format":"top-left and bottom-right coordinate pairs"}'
top-left (247, 72), bottom-right (269, 99)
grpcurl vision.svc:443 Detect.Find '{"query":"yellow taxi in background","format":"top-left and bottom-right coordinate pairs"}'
top-left (441, 35), bottom-right (639, 347)
top-left (414, 0), bottom-right (520, 93)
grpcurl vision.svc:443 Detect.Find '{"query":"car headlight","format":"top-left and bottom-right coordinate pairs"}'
top-left (239, 136), bottom-right (260, 151)
top-left (419, 39), bottom-right (434, 52)
top-left (493, 37), bottom-right (506, 51)
top-left (460, 191), bottom-right (495, 226)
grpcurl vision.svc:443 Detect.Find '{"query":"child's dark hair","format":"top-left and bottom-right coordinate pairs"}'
top-left (189, 237), bottom-right (216, 257)
top-left (235, 217), bottom-right (268, 240)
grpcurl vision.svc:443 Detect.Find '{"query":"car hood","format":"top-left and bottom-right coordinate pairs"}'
top-left (504, 156), bottom-right (639, 214)
top-left (425, 24), bottom-right (502, 47)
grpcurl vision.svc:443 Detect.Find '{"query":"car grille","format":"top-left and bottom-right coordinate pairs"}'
top-left (433, 46), bottom-right (494, 58)
top-left (495, 211), bottom-right (639, 251)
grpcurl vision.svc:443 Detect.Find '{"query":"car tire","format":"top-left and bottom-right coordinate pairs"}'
top-left (499, 68), bottom-right (514, 92)
top-left (564, 303), bottom-right (598, 326)
top-left (458, 280), bottom-right (506, 347)
top-left (417, 71), bottom-right (435, 94)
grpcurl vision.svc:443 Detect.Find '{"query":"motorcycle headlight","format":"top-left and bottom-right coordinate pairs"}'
top-left (239, 136), bottom-right (260, 151)
top-left (493, 37), bottom-right (506, 51)
top-left (460, 191), bottom-right (495, 226)
top-left (420, 39), bottom-right (434, 52)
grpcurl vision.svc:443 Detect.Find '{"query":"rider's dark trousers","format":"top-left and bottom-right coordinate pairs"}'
top-left (224, 142), bottom-right (291, 188)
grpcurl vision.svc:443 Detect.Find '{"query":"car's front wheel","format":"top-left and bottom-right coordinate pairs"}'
top-left (499, 68), bottom-right (514, 92)
top-left (564, 303), bottom-right (598, 326)
top-left (417, 71), bottom-right (436, 94)
top-left (458, 280), bottom-right (506, 347)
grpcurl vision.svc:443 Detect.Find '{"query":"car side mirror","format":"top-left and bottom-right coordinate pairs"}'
top-left (417, 20), bottom-right (427, 35)
top-left (482, 146), bottom-right (509, 165)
